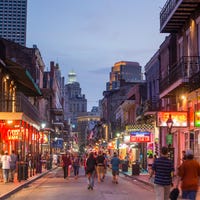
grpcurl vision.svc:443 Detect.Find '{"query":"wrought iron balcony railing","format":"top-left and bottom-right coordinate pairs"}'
top-left (160, 56), bottom-right (200, 93)
top-left (160, 0), bottom-right (199, 33)
top-left (0, 92), bottom-right (41, 123)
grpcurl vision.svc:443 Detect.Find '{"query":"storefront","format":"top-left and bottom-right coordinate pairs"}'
top-left (0, 113), bottom-right (40, 161)
top-left (125, 124), bottom-right (156, 170)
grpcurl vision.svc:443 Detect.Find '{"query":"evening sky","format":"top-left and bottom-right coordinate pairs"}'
top-left (26, 0), bottom-right (168, 111)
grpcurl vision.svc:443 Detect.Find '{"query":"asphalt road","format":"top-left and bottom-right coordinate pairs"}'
top-left (6, 167), bottom-right (155, 200)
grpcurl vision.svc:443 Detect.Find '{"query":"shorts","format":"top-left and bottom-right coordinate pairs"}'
top-left (112, 169), bottom-right (119, 176)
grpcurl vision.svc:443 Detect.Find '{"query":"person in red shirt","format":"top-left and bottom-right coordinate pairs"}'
top-left (61, 152), bottom-right (71, 179)
top-left (177, 149), bottom-right (200, 200)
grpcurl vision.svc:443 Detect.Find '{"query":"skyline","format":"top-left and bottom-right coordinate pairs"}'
top-left (26, 0), bottom-right (168, 111)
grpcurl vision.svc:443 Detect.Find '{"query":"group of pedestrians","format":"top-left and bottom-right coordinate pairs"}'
top-left (149, 146), bottom-right (200, 200)
top-left (61, 152), bottom-right (82, 180)
top-left (85, 150), bottom-right (121, 190)
top-left (61, 150), bottom-right (121, 190)
top-left (0, 150), bottom-right (18, 183)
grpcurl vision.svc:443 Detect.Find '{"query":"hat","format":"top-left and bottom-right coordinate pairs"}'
top-left (186, 149), bottom-right (193, 156)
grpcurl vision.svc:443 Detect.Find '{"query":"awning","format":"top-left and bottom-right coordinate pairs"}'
top-left (0, 112), bottom-right (40, 130)
top-left (5, 60), bottom-right (42, 96)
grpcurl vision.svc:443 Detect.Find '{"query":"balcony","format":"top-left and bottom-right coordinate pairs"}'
top-left (52, 119), bottom-right (64, 127)
top-left (160, 56), bottom-right (200, 98)
top-left (0, 92), bottom-right (40, 123)
top-left (50, 108), bottom-right (63, 115)
top-left (160, 0), bottom-right (199, 33)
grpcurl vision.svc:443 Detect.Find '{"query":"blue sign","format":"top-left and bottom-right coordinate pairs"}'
top-left (52, 138), bottom-right (63, 149)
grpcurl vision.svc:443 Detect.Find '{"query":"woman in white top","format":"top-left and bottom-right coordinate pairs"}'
top-left (1, 151), bottom-right (11, 183)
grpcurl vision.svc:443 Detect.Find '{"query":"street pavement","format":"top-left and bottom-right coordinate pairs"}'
top-left (2, 166), bottom-right (200, 200)
top-left (0, 166), bottom-right (151, 200)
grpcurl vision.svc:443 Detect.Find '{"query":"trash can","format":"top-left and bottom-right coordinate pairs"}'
top-left (17, 162), bottom-right (28, 181)
top-left (46, 160), bottom-right (52, 170)
top-left (122, 163), bottom-right (128, 172)
top-left (132, 163), bottom-right (140, 175)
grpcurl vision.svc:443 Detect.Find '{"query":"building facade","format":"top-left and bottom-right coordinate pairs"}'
top-left (159, 0), bottom-right (200, 168)
top-left (64, 71), bottom-right (87, 132)
top-left (0, 0), bottom-right (27, 46)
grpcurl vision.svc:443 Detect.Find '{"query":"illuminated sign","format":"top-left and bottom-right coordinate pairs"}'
top-left (123, 135), bottom-right (130, 143)
top-left (194, 111), bottom-right (200, 127)
top-left (7, 129), bottom-right (22, 140)
top-left (157, 112), bottom-right (187, 127)
top-left (130, 131), bottom-right (151, 143)
top-left (108, 142), bottom-right (115, 149)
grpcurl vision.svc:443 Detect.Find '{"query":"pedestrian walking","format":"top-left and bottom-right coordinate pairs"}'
top-left (147, 154), bottom-right (154, 174)
top-left (61, 152), bottom-right (71, 179)
top-left (149, 146), bottom-right (174, 200)
top-left (96, 151), bottom-right (105, 182)
top-left (181, 150), bottom-right (186, 163)
top-left (0, 150), bottom-right (3, 182)
top-left (83, 153), bottom-right (88, 176)
top-left (110, 152), bottom-right (120, 184)
top-left (102, 152), bottom-right (108, 180)
top-left (86, 152), bottom-right (96, 190)
top-left (124, 153), bottom-right (130, 167)
top-left (72, 154), bottom-right (81, 179)
top-left (1, 150), bottom-right (11, 183)
top-left (177, 149), bottom-right (200, 200)
top-left (10, 150), bottom-right (18, 182)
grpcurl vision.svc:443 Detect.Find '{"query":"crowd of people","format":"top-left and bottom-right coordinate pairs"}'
top-left (60, 150), bottom-right (121, 190)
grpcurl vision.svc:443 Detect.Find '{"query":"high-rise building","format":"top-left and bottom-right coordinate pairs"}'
top-left (64, 71), bottom-right (87, 132)
top-left (106, 61), bottom-right (142, 91)
top-left (0, 0), bottom-right (27, 46)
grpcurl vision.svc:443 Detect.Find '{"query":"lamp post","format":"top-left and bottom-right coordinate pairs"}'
top-left (116, 133), bottom-right (120, 156)
top-left (166, 114), bottom-right (174, 162)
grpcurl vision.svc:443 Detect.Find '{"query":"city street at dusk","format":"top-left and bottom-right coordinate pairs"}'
top-left (1, 1), bottom-right (200, 200)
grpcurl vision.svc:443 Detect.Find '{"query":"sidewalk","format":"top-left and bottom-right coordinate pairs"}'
top-left (0, 166), bottom-right (56, 200)
top-left (120, 167), bottom-right (152, 187)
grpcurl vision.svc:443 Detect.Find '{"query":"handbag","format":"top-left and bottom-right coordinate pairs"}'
top-left (169, 187), bottom-right (179, 200)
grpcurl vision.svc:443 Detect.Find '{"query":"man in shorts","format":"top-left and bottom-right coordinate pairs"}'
top-left (110, 152), bottom-right (121, 184)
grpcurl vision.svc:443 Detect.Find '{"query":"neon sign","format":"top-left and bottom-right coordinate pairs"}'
top-left (7, 129), bottom-right (22, 140)
top-left (130, 131), bottom-right (151, 143)
top-left (194, 111), bottom-right (200, 127)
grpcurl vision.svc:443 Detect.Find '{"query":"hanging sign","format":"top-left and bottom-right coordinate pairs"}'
top-left (194, 111), bottom-right (200, 127)
top-left (130, 131), bottom-right (151, 143)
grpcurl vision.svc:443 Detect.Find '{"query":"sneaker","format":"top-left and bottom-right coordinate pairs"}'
top-left (88, 185), bottom-right (90, 190)
top-left (116, 181), bottom-right (118, 184)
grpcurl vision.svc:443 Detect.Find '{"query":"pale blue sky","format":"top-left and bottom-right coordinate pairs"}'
top-left (26, 0), bottom-right (168, 111)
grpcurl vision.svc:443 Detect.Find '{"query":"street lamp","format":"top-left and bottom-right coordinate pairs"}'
top-left (166, 114), bottom-right (174, 162)
top-left (116, 133), bottom-right (120, 156)
top-left (166, 114), bottom-right (173, 132)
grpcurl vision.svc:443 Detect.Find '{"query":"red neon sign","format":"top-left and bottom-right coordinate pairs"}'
top-left (7, 129), bottom-right (22, 140)
top-left (130, 131), bottom-right (151, 143)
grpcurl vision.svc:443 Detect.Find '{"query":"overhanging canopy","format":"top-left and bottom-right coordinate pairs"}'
top-left (5, 61), bottom-right (42, 96)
